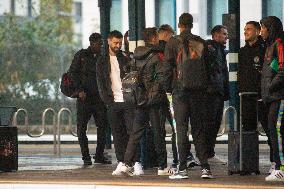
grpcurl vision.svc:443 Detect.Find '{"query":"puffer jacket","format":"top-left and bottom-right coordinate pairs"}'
top-left (260, 16), bottom-right (284, 104)
top-left (134, 44), bottom-right (166, 106)
top-left (261, 37), bottom-right (284, 104)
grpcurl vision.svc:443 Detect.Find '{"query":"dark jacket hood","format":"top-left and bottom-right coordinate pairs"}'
top-left (260, 16), bottom-right (284, 45)
top-left (133, 45), bottom-right (162, 60)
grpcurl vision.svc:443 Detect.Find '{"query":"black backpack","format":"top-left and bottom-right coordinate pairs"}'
top-left (60, 71), bottom-right (79, 98)
top-left (176, 35), bottom-right (208, 90)
top-left (121, 52), bottom-right (154, 105)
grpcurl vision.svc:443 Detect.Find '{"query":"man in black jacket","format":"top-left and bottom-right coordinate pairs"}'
top-left (96, 30), bottom-right (143, 176)
top-left (238, 21), bottom-right (275, 173)
top-left (69, 33), bottom-right (110, 166)
top-left (162, 13), bottom-right (213, 179)
top-left (206, 25), bottom-right (229, 164)
top-left (158, 24), bottom-right (198, 168)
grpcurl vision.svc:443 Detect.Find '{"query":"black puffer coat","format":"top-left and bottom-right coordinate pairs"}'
top-left (134, 45), bottom-right (166, 106)
top-left (260, 16), bottom-right (284, 103)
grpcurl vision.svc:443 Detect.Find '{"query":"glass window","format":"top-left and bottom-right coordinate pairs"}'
top-left (207, 0), bottom-right (228, 34)
top-left (157, 0), bottom-right (176, 30)
top-left (73, 2), bottom-right (82, 23)
top-left (110, 0), bottom-right (122, 31)
top-left (262, 0), bottom-right (283, 20)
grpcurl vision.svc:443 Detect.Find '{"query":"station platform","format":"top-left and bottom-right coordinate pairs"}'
top-left (0, 143), bottom-right (283, 189)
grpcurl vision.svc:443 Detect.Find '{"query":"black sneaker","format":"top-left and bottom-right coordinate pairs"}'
top-left (94, 156), bottom-right (112, 164)
top-left (201, 168), bottom-right (214, 179)
top-left (187, 154), bottom-right (200, 168)
top-left (83, 158), bottom-right (92, 166)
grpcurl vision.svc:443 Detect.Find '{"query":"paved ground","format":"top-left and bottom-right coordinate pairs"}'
top-left (0, 143), bottom-right (284, 188)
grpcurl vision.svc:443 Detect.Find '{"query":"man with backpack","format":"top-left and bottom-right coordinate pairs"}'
top-left (69, 33), bottom-right (110, 166)
top-left (96, 30), bottom-right (143, 176)
top-left (158, 24), bottom-right (199, 169)
top-left (162, 13), bottom-right (213, 179)
top-left (120, 27), bottom-right (174, 176)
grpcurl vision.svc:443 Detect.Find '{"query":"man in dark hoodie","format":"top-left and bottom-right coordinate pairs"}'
top-left (205, 25), bottom-right (229, 164)
top-left (96, 30), bottom-right (143, 176)
top-left (121, 27), bottom-right (174, 176)
top-left (260, 16), bottom-right (284, 182)
top-left (238, 21), bottom-right (275, 174)
top-left (69, 33), bottom-right (110, 166)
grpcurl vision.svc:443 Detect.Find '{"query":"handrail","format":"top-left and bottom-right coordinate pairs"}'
top-left (13, 108), bottom-right (29, 133)
top-left (57, 108), bottom-right (72, 156)
top-left (41, 108), bottom-right (57, 155)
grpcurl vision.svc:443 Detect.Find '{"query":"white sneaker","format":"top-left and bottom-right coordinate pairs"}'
top-left (112, 162), bottom-right (124, 176)
top-left (265, 170), bottom-right (284, 181)
top-left (121, 164), bottom-right (133, 176)
top-left (267, 162), bottom-right (276, 174)
top-left (158, 167), bottom-right (175, 176)
top-left (133, 162), bottom-right (144, 176)
top-left (208, 155), bottom-right (227, 165)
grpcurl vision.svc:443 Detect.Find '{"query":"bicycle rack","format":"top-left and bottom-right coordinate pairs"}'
top-left (41, 108), bottom-right (57, 155)
top-left (57, 108), bottom-right (72, 156)
top-left (13, 108), bottom-right (29, 134)
top-left (218, 106), bottom-right (237, 137)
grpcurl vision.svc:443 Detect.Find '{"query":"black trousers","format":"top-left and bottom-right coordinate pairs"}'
top-left (267, 100), bottom-right (284, 169)
top-left (173, 92), bottom-right (211, 170)
top-left (107, 102), bottom-right (139, 162)
top-left (124, 104), bottom-right (167, 168)
top-left (76, 97), bottom-right (108, 160)
top-left (159, 102), bottom-right (178, 164)
top-left (258, 100), bottom-right (274, 162)
top-left (206, 95), bottom-right (224, 158)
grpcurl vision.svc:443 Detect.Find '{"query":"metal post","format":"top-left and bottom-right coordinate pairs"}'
top-left (98, 0), bottom-right (112, 149)
top-left (98, 0), bottom-right (111, 53)
top-left (128, 0), bottom-right (145, 52)
top-left (223, 0), bottom-right (240, 131)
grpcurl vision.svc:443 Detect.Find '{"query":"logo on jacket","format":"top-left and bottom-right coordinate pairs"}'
top-left (254, 56), bottom-right (260, 63)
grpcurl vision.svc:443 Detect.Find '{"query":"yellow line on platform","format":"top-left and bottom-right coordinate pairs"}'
top-left (0, 180), bottom-right (282, 189)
